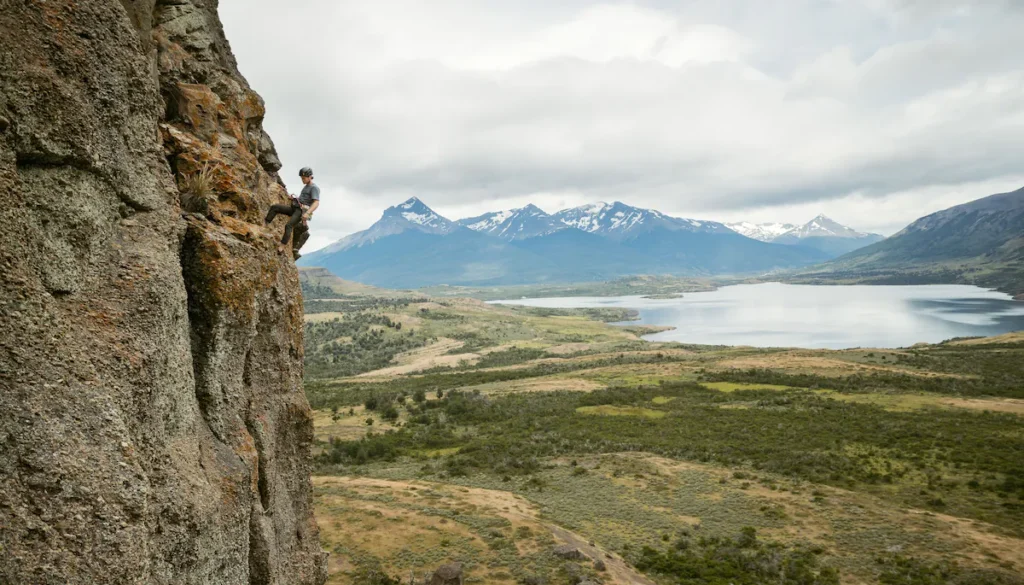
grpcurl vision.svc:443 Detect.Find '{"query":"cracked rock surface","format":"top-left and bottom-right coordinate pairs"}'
top-left (0, 1), bottom-right (326, 583)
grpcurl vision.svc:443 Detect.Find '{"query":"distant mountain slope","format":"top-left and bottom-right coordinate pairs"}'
top-left (298, 267), bottom-right (416, 297)
top-left (623, 229), bottom-right (830, 274)
top-left (801, 186), bottom-right (1024, 296)
top-left (838, 188), bottom-right (1024, 265)
top-left (509, 228), bottom-right (654, 280)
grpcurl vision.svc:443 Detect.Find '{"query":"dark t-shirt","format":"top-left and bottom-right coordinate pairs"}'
top-left (298, 183), bottom-right (320, 207)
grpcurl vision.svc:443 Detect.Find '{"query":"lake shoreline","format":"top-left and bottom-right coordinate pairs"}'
top-left (491, 282), bottom-right (1024, 350)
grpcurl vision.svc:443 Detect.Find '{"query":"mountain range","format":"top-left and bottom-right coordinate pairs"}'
top-left (727, 215), bottom-right (884, 257)
top-left (300, 199), bottom-right (878, 288)
top-left (300, 189), bottom-right (1024, 292)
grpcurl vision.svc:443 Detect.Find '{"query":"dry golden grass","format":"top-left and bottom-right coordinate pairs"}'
top-left (627, 453), bottom-right (1024, 577)
top-left (312, 406), bottom-right (401, 442)
top-left (461, 376), bottom-right (607, 396)
top-left (355, 338), bottom-right (479, 377)
top-left (947, 331), bottom-right (1024, 345)
top-left (313, 476), bottom-right (655, 585)
top-left (715, 351), bottom-right (962, 378)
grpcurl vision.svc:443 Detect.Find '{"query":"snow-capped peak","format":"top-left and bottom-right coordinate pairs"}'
top-left (381, 197), bottom-right (457, 233)
top-left (553, 201), bottom-right (728, 239)
top-left (784, 214), bottom-right (867, 239)
top-left (725, 221), bottom-right (798, 242)
top-left (728, 215), bottom-right (876, 242)
top-left (456, 204), bottom-right (563, 241)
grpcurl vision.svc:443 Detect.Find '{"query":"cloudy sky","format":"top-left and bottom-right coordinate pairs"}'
top-left (221, 0), bottom-right (1024, 252)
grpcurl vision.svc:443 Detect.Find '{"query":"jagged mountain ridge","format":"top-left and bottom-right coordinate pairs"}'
top-left (728, 214), bottom-right (883, 257)
top-left (456, 203), bottom-right (565, 241)
top-left (552, 201), bottom-right (733, 240)
top-left (456, 200), bottom-right (732, 242)
top-left (725, 221), bottom-right (797, 242)
top-left (301, 198), bottom-right (829, 287)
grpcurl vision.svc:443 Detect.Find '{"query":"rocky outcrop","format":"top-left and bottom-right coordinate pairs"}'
top-left (553, 544), bottom-right (586, 560)
top-left (428, 563), bottom-right (464, 585)
top-left (0, 1), bottom-right (326, 584)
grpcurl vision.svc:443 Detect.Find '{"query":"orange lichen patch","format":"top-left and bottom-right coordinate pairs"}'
top-left (236, 89), bottom-right (266, 122)
top-left (172, 83), bottom-right (226, 140)
top-left (168, 82), bottom-right (252, 153)
top-left (163, 122), bottom-right (272, 224)
top-left (212, 213), bottom-right (264, 243)
top-left (182, 218), bottom-right (276, 321)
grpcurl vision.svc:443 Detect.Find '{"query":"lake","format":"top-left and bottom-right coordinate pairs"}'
top-left (492, 283), bottom-right (1024, 349)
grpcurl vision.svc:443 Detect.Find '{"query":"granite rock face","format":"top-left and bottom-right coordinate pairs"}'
top-left (0, 1), bottom-right (326, 583)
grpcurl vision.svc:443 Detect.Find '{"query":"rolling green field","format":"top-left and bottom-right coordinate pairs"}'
top-left (300, 269), bottom-right (1024, 585)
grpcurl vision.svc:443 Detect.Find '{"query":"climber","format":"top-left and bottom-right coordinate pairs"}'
top-left (265, 166), bottom-right (319, 259)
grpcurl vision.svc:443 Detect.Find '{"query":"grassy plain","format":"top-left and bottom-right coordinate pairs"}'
top-left (300, 269), bottom-right (1024, 585)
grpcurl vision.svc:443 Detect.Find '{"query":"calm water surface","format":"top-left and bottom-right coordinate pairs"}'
top-left (493, 283), bottom-right (1024, 349)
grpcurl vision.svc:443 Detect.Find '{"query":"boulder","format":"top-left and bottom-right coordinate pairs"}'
top-left (429, 562), bottom-right (464, 585)
top-left (553, 544), bottom-right (586, 560)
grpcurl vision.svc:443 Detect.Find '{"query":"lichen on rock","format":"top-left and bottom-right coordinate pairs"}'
top-left (0, 1), bottom-right (326, 583)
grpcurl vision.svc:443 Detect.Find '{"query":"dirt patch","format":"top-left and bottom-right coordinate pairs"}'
top-left (464, 376), bottom-right (607, 395)
top-left (549, 525), bottom-right (656, 585)
top-left (939, 397), bottom-right (1024, 416)
top-left (546, 343), bottom-right (596, 355)
top-left (356, 338), bottom-right (481, 377)
top-left (305, 312), bottom-right (347, 323)
top-left (903, 508), bottom-right (1024, 569)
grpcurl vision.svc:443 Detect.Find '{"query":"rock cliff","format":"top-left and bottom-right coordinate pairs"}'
top-left (0, 1), bottom-right (326, 583)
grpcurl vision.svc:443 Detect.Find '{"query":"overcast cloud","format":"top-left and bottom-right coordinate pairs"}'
top-left (220, 0), bottom-right (1024, 252)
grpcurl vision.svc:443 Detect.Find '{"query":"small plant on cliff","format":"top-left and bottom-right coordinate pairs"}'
top-left (177, 163), bottom-right (214, 214)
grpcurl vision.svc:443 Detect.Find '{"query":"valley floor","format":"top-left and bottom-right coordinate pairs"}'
top-left (301, 275), bottom-right (1024, 585)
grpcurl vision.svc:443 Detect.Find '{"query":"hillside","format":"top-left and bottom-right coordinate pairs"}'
top-left (799, 187), bottom-right (1024, 296)
top-left (301, 199), bottom-right (828, 287)
top-left (301, 282), bottom-right (1024, 585)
